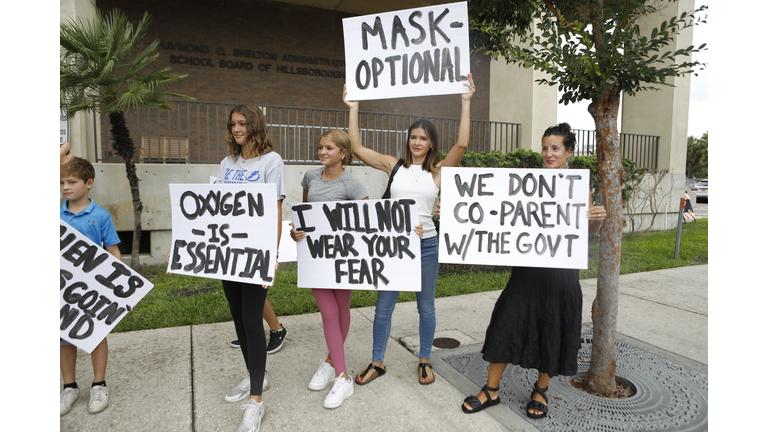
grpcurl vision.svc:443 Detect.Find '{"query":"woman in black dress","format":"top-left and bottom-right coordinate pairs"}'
top-left (461, 123), bottom-right (606, 419)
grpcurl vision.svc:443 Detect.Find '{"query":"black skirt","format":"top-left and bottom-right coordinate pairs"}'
top-left (481, 266), bottom-right (583, 377)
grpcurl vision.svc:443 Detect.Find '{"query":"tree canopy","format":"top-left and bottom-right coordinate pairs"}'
top-left (686, 132), bottom-right (708, 179)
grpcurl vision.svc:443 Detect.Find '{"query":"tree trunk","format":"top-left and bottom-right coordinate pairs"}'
top-left (108, 111), bottom-right (143, 271)
top-left (584, 87), bottom-right (622, 396)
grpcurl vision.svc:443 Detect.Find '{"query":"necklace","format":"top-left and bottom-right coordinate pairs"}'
top-left (410, 165), bottom-right (424, 182)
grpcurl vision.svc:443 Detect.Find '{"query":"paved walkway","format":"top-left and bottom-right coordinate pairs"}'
top-left (60, 265), bottom-right (707, 432)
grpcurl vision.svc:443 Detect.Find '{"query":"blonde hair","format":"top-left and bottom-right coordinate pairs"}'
top-left (320, 129), bottom-right (353, 167)
top-left (226, 104), bottom-right (274, 159)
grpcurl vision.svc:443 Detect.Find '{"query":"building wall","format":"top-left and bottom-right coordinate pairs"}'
top-left (96, 0), bottom-right (491, 120)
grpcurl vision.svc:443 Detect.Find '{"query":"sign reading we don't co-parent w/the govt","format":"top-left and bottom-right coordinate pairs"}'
top-left (61, 220), bottom-right (154, 353)
top-left (291, 199), bottom-right (421, 291)
top-left (439, 167), bottom-right (591, 270)
top-left (342, 2), bottom-right (470, 101)
top-left (167, 184), bottom-right (278, 285)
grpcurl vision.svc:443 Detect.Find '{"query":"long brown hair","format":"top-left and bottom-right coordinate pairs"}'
top-left (403, 119), bottom-right (441, 174)
top-left (226, 104), bottom-right (274, 159)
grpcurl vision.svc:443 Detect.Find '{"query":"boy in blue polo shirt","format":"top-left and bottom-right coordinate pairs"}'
top-left (60, 157), bottom-right (122, 416)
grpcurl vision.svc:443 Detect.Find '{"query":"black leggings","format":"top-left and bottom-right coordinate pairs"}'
top-left (222, 280), bottom-right (268, 396)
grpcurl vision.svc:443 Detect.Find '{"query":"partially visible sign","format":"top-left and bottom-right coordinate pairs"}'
top-left (60, 220), bottom-right (154, 353)
top-left (439, 167), bottom-right (591, 269)
top-left (291, 199), bottom-right (421, 291)
top-left (342, 2), bottom-right (470, 101)
top-left (60, 108), bottom-right (69, 146)
top-left (166, 183), bottom-right (279, 285)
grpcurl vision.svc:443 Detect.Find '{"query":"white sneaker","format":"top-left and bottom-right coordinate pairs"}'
top-left (88, 384), bottom-right (109, 413)
top-left (262, 371), bottom-right (269, 392)
top-left (323, 376), bottom-right (354, 409)
top-left (308, 361), bottom-right (335, 391)
top-left (226, 373), bottom-right (251, 403)
top-left (60, 387), bottom-right (79, 416)
top-left (237, 399), bottom-right (265, 432)
top-left (226, 372), bottom-right (269, 403)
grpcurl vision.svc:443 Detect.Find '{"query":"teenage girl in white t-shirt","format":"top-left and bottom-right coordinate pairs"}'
top-left (343, 73), bottom-right (476, 387)
top-left (216, 104), bottom-right (285, 432)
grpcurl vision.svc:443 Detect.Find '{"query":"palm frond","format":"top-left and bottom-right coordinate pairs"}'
top-left (60, 8), bottom-right (193, 115)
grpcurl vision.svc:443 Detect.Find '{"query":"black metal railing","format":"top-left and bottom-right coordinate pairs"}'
top-left (94, 101), bottom-right (521, 165)
top-left (572, 129), bottom-right (659, 169)
top-left (93, 101), bottom-right (658, 170)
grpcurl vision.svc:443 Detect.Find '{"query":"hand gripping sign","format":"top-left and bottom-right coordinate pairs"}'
top-left (167, 183), bottom-right (279, 285)
top-left (291, 199), bottom-right (421, 291)
top-left (439, 167), bottom-right (591, 270)
top-left (60, 220), bottom-right (154, 353)
top-left (343, 1), bottom-right (470, 101)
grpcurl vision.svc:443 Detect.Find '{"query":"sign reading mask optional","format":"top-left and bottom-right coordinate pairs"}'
top-left (291, 199), bottom-right (421, 291)
top-left (167, 184), bottom-right (278, 285)
top-left (342, 1), bottom-right (470, 101)
top-left (60, 220), bottom-right (154, 353)
top-left (439, 168), bottom-right (591, 269)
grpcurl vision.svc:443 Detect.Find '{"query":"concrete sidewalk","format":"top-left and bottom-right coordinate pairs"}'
top-left (60, 265), bottom-right (708, 432)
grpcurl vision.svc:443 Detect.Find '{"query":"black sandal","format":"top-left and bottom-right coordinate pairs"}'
top-left (461, 385), bottom-right (500, 413)
top-left (526, 383), bottom-right (548, 419)
top-left (418, 363), bottom-right (435, 385)
top-left (355, 363), bottom-right (386, 385)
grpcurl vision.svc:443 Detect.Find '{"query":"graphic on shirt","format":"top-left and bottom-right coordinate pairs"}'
top-left (222, 168), bottom-right (261, 183)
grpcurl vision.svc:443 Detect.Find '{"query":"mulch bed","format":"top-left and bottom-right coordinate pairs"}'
top-left (569, 377), bottom-right (636, 399)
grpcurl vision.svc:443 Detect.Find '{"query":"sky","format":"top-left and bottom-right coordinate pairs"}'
top-left (557, 0), bottom-right (709, 139)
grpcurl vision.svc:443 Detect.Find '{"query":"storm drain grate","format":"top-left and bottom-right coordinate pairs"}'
top-left (444, 329), bottom-right (708, 432)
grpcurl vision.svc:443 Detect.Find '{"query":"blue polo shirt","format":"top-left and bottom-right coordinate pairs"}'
top-left (60, 198), bottom-right (121, 248)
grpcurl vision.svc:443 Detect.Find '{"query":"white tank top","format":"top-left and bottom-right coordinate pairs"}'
top-left (389, 164), bottom-right (439, 239)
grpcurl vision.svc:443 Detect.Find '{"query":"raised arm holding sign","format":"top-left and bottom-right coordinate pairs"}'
top-left (343, 72), bottom-right (475, 386)
top-left (461, 123), bottom-right (605, 420)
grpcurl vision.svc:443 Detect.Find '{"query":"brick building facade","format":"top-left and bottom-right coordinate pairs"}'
top-left (97, 0), bottom-right (491, 120)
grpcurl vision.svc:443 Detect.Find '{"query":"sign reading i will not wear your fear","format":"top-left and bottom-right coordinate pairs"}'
top-left (343, 1), bottom-right (470, 101)
top-left (60, 220), bottom-right (154, 353)
top-left (439, 167), bottom-right (591, 270)
top-left (167, 183), bottom-right (279, 285)
top-left (291, 199), bottom-right (421, 291)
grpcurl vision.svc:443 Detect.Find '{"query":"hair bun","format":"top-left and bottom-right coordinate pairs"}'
top-left (557, 122), bottom-right (572, 133)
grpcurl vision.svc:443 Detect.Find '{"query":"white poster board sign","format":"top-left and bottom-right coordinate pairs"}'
top-left (439, 167), bottom-right (591, 269)
top-left (167, 183), bottom-right (278, 285)
top-left (291, 199), bottom-right (421, 291)
top-left (342, 1), bottom-right (470, 101)
top-left (60, 220), bottom-right (154, 353)
top-left (60, 108), bottom-right (69, 146)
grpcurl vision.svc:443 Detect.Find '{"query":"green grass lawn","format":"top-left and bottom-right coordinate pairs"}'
top-left (113, 219), bottom-right (707, 333)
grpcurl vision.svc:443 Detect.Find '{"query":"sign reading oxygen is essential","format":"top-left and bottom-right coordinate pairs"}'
top-left (60, 220), bottom-right (154, 353)
top-left (439, 168), bottom-right (591, 269)
top-left (342, 1), bottom-right (470, 101)
top-left (167, 184), bottom-right (278, 285)
top-left (291, 199), bottom-right (421, 291)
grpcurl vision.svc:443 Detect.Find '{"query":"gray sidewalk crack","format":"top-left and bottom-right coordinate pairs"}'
top-left (620, 292), bottom-right (707, 317)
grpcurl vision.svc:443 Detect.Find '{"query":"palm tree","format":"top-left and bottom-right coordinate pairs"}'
top-left (60, 9), bottom-right (193, 270)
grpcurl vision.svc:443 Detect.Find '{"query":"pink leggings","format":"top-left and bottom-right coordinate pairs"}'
top-left (312, 288), bottom-right (352, 375)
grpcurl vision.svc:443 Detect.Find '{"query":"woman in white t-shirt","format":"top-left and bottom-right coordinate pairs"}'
top-left (343, 73), bottom-right (476, 386)
top-left (215, 104), bottom-right (285, 432)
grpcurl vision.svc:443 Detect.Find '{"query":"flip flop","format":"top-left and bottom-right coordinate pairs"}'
top-left (355, 363), bottom-right (386, 385)
top-left (418, 363), bottom-right (435, 385)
